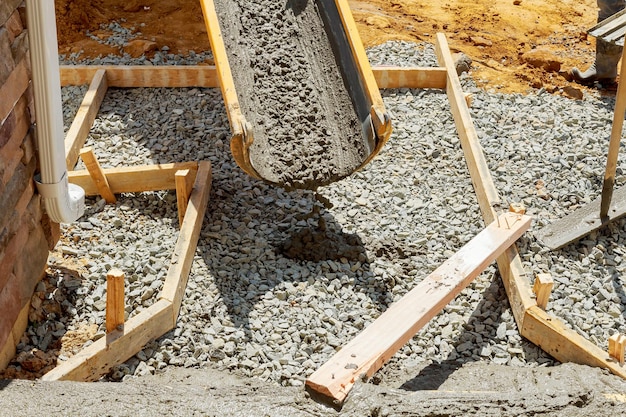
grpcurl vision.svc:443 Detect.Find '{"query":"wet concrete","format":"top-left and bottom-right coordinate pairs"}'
top-left (2, 362), bottom-right (626, 416)
top-left (213, 0), bottom-right (370, 189)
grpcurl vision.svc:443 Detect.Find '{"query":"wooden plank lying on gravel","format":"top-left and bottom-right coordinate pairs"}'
top-left (42, 162), bottom-right (212, 381)
top-left (306, 212), bottom-right (532, 405)
top-left (59, 65), bottom-right (447, 89)
top-left (65, 69), bottom-right (108, 170)
top-left (68, 162), bottom-right (199, 195)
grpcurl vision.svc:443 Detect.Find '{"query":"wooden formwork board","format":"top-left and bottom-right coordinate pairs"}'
top-left (59, 65), bottom-right (447, 90)
top-left (65, 69), bottom-right (108, 170)
top-left (38, 66), bottom-right (213, 381)
top-left (160, 162), bottom-right (213, 321)
top-left (433, 34), bottom-right (535, 326)
top-left (68, 162), bottom-right (199, 195)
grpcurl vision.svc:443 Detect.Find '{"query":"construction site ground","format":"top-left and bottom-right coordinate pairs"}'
top-left (3, 0), bottom-right (626, 415)
top-left (56, 0), bottom-right (605, 96)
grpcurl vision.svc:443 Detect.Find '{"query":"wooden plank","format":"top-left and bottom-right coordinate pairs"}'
top-left (60, 65), bottom-right (445, 90)
top-left (105, 269), bottom-right (125, 334)
top-left (65, 69), bottom-right (108, 170)
top-left (68, 162), bottom-right (198, 195)
top-left (175, 169), bottom-right (195, 227)
top-left (41, 299), bottom-right (174, 381)
top-left (533, 273), bottom-right (553, 310)
top-left (160, 162), bottom-right (212, 320)
top-left (79, 147), bottom-right (116, 204)
top-left (60, 65), bottom-right (219, 88)
top-left (306, 212), bottom-right (532, 405)
top-left (434, 33), bottom-right (536, 327)
top-left (522, 306), bottom-right (626, 378)
top-left (373, 66), bottom-right (447, 89)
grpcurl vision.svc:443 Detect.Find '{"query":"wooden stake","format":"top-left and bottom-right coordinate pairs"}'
top-left (533, 273), bottom-right (554, 310)
top-left (306, 213), bottom-right (531, 405)
top-left (175, 169), bottom-right (194, 227)
top-left (609, 334), bottom-right (626, 364)
top-left (106, 269), bottom-right (125, 334)
top-left (79, 147), bottom-right (116, 204)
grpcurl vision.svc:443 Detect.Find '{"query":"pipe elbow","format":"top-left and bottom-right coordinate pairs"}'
top-left (35, 173), bottom-right (85, 223)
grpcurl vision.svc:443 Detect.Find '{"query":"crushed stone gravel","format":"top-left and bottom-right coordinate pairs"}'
top-left (6, 26), bottom-right (626, 391)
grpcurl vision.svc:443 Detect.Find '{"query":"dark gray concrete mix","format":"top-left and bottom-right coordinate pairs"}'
top-left (2, 362), bottom-right (626, 416)
top-left (213, 0), bottom-right (370, 189)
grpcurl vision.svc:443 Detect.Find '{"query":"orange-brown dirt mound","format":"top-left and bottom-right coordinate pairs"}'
top-left (54, 0), bottom-right (606, 96)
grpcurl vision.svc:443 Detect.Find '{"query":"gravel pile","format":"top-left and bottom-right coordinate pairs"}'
top-left (8, 25), bottom-right (626, 388)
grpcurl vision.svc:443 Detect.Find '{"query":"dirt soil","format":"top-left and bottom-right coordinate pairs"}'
top-left (55, 0), bottom-right (604, 96)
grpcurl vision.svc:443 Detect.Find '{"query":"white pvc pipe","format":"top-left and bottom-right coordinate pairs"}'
top-left (26, 0), bottom-right (84, 223)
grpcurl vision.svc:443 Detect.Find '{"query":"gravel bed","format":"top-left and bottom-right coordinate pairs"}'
top-left (10, 26), bottom-right (626, 388)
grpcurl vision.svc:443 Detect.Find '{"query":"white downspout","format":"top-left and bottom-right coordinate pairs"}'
top-left (26, 0), bottom-right (85, 223)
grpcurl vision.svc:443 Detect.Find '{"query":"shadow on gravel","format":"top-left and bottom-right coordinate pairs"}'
top-left (0, 380), bottom-right (10, 390)
top-left (397, 276), bottom-right (551, 391)
top-left (197, 183), bottom-right (391, 338)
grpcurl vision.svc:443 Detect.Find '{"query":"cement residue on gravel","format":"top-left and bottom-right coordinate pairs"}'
top-left (213, 0), bottom-right (369, 189)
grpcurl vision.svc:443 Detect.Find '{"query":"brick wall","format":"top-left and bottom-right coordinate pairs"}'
top-left (0, 0), bottom-right (59, 369)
